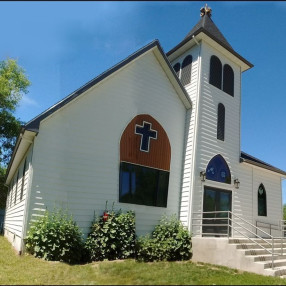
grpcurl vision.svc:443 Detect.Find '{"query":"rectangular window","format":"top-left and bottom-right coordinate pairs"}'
top-left (119, 162), bottom-right (169, 207)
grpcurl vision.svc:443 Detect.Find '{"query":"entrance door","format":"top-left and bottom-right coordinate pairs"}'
top-left (202, 187), bottom-right (232, 236)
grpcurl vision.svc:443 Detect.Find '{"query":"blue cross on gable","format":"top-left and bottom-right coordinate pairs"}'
top-left (135, 121), bottom-right (158, 152)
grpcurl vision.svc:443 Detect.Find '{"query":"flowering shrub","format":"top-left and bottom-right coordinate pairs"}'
top-left (25, 209), bottom-right (84, 264)
top-left (85, 204), bottom-right (136, 261)
top-left (136, 215), bottom-right (192, 262)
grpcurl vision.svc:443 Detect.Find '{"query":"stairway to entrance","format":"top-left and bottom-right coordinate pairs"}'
top-left (191, 211), bottom-right (286, 277)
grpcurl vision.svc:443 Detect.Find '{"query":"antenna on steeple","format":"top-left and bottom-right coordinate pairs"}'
top-left (200, 4), bottom-right (212, 17)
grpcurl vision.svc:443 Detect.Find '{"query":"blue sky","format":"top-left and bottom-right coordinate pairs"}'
top-left (2, 1), bottom-right (286, 201)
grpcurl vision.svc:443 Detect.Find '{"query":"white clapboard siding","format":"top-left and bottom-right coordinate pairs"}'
top-left (169, 44), bottom-right (200, 227)
top-left (4, 146), bottom-right (33, 251)
top-left (25, 51), bottom-right (187, 237)
top-left (190, 41), bottom-right (244, 236)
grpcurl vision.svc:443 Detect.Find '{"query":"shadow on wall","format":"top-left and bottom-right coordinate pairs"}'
top-left (0, 209), bottom-right (4, 234)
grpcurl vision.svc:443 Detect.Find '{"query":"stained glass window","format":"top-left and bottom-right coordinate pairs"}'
top-left (258, 184), bottom-right (267, 216)
top-left (206, 154), bottom-right (231, 184)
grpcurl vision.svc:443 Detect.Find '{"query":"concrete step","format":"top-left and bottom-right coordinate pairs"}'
top-left (253, 253), bottom-right (286, 262)
top-left (244, 248), bottom-right (283, 256)
top-left (229, 238), bottom-right (286, 244)
top-left (272, 266), bottom-right (286, 277)
top-left (236, 243), bottom-right (286, 250)
top-left (262, 259), bottom-right (286, 269)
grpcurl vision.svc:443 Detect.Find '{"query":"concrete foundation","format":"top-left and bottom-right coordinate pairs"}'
top-left (192, 237), bottom-right (276, 276)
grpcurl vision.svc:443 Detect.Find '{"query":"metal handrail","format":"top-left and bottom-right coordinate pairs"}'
top-left (256, 220), bottom-right (280, 235)
top-left (192, 210), bottom-right (286, 269)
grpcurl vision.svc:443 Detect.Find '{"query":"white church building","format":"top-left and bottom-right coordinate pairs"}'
top-left (4, 6), bottom-right (286, 258)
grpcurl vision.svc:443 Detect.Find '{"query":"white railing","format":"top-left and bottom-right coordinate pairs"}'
top-left (192, 211), bottom-right (286, 269)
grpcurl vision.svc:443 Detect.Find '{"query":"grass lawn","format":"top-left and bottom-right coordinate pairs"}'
top-left (1, 235), bottom-right (286, 285)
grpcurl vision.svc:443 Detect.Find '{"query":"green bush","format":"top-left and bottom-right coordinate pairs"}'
top-left (85, 207), bottom-right (136, 261)
top-left (136, 215), bottom-right (192, 262)
top-left (25, 209), bottom-right (84, 264)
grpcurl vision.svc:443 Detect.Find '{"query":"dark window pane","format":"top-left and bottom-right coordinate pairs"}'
top-left (119, 162), bottom-right (169, 207)
top-left (203, 188), bottom-right (232, 236)
top-left (20, 159), bottom-right (27, 200)
top-left (223, 64), bottom-right (234, 96)
top-left (217, 103), bottom-right (225, 141)
top-left (181, 55), bottom-right (192, 86)
top-left (173, 63), bottom-right (181, 78)
top-left (206, 154), bottom-right (231, 184)
top-left (209, 55), bottom-right (222, 89)
top-left (258, 184), bottom-right (267, 216)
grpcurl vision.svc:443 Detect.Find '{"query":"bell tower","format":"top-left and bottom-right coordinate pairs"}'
top-left (167, 5), bottom-right (253, 232)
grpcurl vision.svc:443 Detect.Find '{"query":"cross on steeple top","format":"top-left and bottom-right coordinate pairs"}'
top-left (200, 4), bottom-right (212, 17)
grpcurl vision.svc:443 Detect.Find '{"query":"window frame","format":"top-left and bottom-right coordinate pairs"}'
top-left (223, 64), bottom-right (234, 96)
top-left (258, 183), bottom-right (267, 217)
top-left (119, 161), bottom-right (169, 208)
top-left (173, 62), bottom-right (181, 78)
top-left (181, 55), bottom-right (192, 86)
top-left (217, 103), bottom-right (225, 141)
top-left (209, 55), bottom-right (222, 89)
top-left (206, 154), bottom-right (231, 184)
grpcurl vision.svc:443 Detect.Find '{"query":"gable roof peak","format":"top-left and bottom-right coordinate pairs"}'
top-left (184, 4), bottom-right (232, 50)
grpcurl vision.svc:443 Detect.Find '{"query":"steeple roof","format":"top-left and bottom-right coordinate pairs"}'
top-left (184, 8), bottom-right (232, 50)
top-left (167, 5), bottom-right (253, 70)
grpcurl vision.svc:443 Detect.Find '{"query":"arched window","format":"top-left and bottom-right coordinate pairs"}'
top-left (181, 55), bottom-right (192, 86)
top-left (173, 62), bottom-right (181, 78)
top-left (209, 55), bottom-right (222, 89)
top-left (223, 64), bottom-right (234, 96)
top-left (217, 103), bottom-right (225, 141)
top-left (206, 154), bottom-right (231, 184)
top-left (258, 184), bottom-right (267, 216)
top-left (119, 114), bottom-right (171, 207)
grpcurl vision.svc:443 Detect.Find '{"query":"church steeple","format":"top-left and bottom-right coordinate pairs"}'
top-left (184, 4), bottom-right (233, 50)
top-left (167, 5), bottom-right (253, 71)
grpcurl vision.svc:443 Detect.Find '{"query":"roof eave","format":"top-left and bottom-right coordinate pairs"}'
top-left (25, 40), bottom-right (191, 134)
top-left (240, 158), bottom-right (286, 177)
top-left (5, 129), bottom-right (37, 185)
top-left (167, 29), bottom-right (253, 72)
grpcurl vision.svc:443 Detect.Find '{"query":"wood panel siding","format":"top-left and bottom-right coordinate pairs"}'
top-left (120, 114), bottom-right (171, 171)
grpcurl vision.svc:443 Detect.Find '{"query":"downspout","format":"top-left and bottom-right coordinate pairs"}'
top-left (188, 35), bottom-right (202, 233)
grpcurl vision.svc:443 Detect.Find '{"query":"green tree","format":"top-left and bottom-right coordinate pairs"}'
top-left (0, 58), bottom-right (30, 209)
top-left (0, 58), bottom-right (30, 167)
top-left (283, 204), bottom-right (286, 221)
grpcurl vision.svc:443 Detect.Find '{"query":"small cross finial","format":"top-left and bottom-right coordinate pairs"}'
top-left (200, 4), bottom-right (212, 17)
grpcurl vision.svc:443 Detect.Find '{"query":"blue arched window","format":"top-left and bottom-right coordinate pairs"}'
top-left (223, 64), bottom-right (234, 96)
top-left (258, 184), bottom-right (267, 216)
top-left (206, 154), bottom-right (231, 184)
top-left (209, 55), bottom-right (222, 89)
top-left (181, 55), bottom-right (192, 86)
top-left (173, 62), bottom-right (181, 78)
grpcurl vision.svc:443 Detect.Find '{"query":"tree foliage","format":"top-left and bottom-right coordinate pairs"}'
top-left (0, 58), bottom-right (30, 167)
top-left (283, 204), bottom-right (286, 221)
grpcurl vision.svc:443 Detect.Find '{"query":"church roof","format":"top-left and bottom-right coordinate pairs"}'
top-left (240, 151), bottom-right (286, 176)
top-left (167, 6), bottom-right (253, 69)
top-left (24, 40), bottom-right (191, 134)
top-left (5, 39), bottom-right (192, 184)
